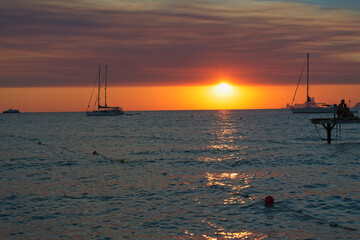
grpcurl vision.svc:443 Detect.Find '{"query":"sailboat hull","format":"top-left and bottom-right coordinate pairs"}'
top-left (291, 107), bottom-right (334, 114)
top-left (86, 111), bottom-right (123, 116)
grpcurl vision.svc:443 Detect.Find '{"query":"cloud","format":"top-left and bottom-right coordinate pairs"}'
top-left (0, 0), bottom-right (359, 87)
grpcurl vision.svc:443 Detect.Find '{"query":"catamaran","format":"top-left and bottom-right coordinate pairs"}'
top-left (290, 53), bottom-right (334, 114)
top-left (86, 65), bottom-right (124, 116)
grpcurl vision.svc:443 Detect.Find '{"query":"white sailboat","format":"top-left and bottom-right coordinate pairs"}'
top-left (290, 53), bottom-right (334, 114)
top-left (86, 65), bottom-right (124, 116)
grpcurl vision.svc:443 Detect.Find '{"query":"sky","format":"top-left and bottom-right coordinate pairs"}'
top-left (0, 0), bottom-right (359, 112)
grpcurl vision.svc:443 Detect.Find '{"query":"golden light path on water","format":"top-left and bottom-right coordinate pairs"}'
top-left (205, 172), bottom-right (254, 205)
top-left (185, 226), bottom-right (268, 239)
top-left (182, 110), bottom-right (270, 239)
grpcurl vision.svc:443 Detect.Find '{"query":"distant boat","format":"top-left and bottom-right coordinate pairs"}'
top-left (290, 53), bottom-right (334, 114)
top-left (3, 109), bottom-right (20, 113)
top-left (86, 65), bottom-right (124, 116)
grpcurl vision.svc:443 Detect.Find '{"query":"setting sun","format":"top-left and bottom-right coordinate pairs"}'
top-left (214, 82), bottom-right (234, 97)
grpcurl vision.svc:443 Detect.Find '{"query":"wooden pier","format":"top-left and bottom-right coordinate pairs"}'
top-left (310, 117), bottom-right (360, 144)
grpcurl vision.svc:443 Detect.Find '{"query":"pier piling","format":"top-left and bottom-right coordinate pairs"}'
top-left (310, 117), bottom-right (360, 144)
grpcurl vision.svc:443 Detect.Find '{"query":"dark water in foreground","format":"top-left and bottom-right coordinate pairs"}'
top-left (0, 110), bottom-right (359, 239)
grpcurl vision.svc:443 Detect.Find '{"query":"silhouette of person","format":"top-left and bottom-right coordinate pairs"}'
top-left (337, 99), bottom-right (354, 118)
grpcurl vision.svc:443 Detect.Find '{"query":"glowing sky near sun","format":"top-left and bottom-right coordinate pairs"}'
top-left (0, 0), bottom-right (359, 111)
top-left (1, 84), bottom-right (359, 112)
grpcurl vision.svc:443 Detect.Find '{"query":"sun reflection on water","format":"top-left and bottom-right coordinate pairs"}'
top-left (185, 111), bottom-right (264, 239)
top-left (206, 172), bottom-right (252, 188)
top-left (198, 110), bottom-right (248, 163)
top-left (185, 221), bottom-right (268, 239)
top-left (205, 172), bottom-right (254, 205)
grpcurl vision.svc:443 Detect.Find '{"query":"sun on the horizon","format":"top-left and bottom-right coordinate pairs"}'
top-left (214, 82), bottom-right (234, 97)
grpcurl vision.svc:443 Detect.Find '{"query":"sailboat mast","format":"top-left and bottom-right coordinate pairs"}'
top-left (98, 65), bottom-right (101, 111)
top-left (306, 53), bottom-right (309, 108)
top-left (105, 65), bottom-right (107, 109)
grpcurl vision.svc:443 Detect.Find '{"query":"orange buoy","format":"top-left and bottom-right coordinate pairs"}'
top-left (264, 195), bottom-right (274, 207)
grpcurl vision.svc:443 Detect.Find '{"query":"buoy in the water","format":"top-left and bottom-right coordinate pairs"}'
top-left (264, 195), bottom-right (274, 207)
top-left (120, 159), bottom-right (126, 163)
top-left (92, 151), bottom-right (99, 155)
top-left (38, 141), bottom-right (42, 145)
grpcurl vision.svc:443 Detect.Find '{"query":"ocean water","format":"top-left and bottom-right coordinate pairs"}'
top-left (0, 110), bottom-right (359, 239)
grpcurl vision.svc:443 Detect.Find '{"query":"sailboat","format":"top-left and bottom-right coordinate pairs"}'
top-left (290, 53), bottom-right (334, 114)
top-left (86, 65), bottom-right (124, 116)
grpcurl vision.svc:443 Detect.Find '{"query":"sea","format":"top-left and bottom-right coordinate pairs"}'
top-left (0, 110), bottom-right (359, 240)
